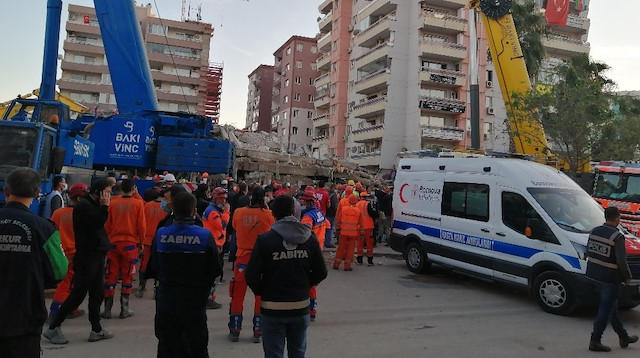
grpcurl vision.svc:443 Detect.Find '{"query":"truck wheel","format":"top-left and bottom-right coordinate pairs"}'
top-left (406, 242), bottom-right (429, 274)
top-left (533, 271), bottom-right (576, 315)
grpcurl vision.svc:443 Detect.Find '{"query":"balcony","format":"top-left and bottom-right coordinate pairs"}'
top-left (550, 14), bottom-right (590, 34)
top-left (156, 90), bottom-right (198, 104)
top-left (318, 0), bottom-right (332, 15)
top-left (349, 150), bottom-right (382, 167)
top-left (424, 0), bottom-right (467, 10)
top-left (314, 94), bottom-right (330, 109)
top-left (314, 73), bottom-right (330, 89)
top-left (355, 68), bottom-right (389, 95)
top-left (63, 39), bottom-right (104, 55)
top-left (60, 59), bottom-right (108, 74)
top-left (57, 78), bottom-right (112, 93)
top-left (421, 125), bottom-right (464, 141)
top-left (312, 135), bottom-right (328, 145)
top-left (318, 32), bottom-right (331, 52)
top-left (317, 54), bottom-right (330, 71)
top-left (354, 42), bottom-right (390, 70)
top-left (353, 96), bottom-right (386, 119)
top-left (66, 21), bottom-right (101, 36)
top-left (419, 96), bottom-right (466, 114)
top-left (151, 71), bottom-right (200, 86)
top-left (357, 0), bottom-right (396, 23)
top-left (420, 68), bottom-right (465, 87)
top-left (313, 114), bottom-right (330, 128)
top-left (421, 10), bottom-right (466, 34)
top-left (543, 33), bottom-right (590, 57)
top-left (318, 11), bottom-right (333, 33)
top-left (421, 38), bottom-right (467, 61)
top-left (355, 15), bottom-right (393, 48)
top-left (271, 103), bottom-right (280, 113)
top-left (147, 52), bottom-right (202, 67)
top-left (352, 124), bottom-right (384, 143)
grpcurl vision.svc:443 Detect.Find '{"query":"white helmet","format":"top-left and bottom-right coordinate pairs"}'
top-left (163, 173), bottom-right (176, 182)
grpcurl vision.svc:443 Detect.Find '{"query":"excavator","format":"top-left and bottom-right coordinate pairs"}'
top-left (0, 89), bottom-right (88, 119)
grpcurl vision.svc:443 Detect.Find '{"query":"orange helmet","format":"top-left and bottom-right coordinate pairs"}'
top-left (201, 172), bottom-right (209, 178)
top-left (359, 191), bottom-right (369, 198)
top-left (348, 194), bottom-right (358, 205)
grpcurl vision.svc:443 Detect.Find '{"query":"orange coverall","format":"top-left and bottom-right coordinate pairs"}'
top-left (104, 196), bottom-right (146, 297)
top-left (301, 206), bottom-right (330, 319)
top-left (140, 200), bottom-right (166, 274)
top-left (333, 204), bottom-right (364, 270)
top-left (356, 199), bottom-right (375, 259)
top-left (49, 207), bottom-right (78, 318)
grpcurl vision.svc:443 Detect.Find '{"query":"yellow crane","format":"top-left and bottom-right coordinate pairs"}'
top-left (1, 89), bottom-right (88, 119)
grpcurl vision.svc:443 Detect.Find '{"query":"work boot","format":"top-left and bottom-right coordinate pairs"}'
top-left (100, 297), bottom-right (113, 319)
top-left (88, 328), bottom-right (114, 342)
top-left (344, 267), bottom-right (353, 271)
top-left (135, 279), bottom-right (147, 298)
top-left (207, 299), bottom-right (222, 309)
top-left (119, 294), bottom-right (134, 319)
top-left (43, 326), bottom-right (68, 345)
top-left (356, 256), bottom-right (363, 265)
top-left (367, 257), bottom-right (374, 266)
top-left (589, 342), bottom-right (612, 352)
top-left (228, 332), bottom-right (240, 342)
top-left (253, 334), bottom-right (261, 343)
top-left (620, 335), bottom-right (639, 348)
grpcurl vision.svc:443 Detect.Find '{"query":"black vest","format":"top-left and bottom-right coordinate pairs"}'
top-left (586, 224), bottom-right (622, 283)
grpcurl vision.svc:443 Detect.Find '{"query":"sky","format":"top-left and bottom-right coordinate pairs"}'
top-left (0, 1), bottom-right (638, 128)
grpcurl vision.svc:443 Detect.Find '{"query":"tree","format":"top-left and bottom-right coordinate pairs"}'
top-left (508, 54), bottom-right (615, 176)
top-left (511, 0), bottom-right (548, 82)
top-left (591, 95), bottom-right (640, 161)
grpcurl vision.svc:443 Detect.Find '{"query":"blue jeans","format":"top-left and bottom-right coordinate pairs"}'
top-left (262, 314), bottom-right (310, 358)
top-left (591, 281), bottom-right (628, 343)
top-left (325, 217), bottom-right (335, 246)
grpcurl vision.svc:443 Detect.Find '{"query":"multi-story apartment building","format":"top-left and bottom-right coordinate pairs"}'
top-left (246, 65), bottom-right (274, 132)
top-left (271, 36), bottom-right (320, 155)
top-left (59, 3), bottom-right (219, 119)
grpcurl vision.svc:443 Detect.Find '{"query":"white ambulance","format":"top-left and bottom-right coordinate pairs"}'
top-left (390, 157), bottom-right (640, 315)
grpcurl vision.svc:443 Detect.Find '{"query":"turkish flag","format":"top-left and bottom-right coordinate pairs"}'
top-left (545, 0), bottom-right (570, 26)
top-left (83, 15), bottom-right (90, 24)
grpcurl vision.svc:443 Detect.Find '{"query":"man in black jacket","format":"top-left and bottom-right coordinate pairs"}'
top-left (0, 168), bottom-right (68, 358)
top-left (246, 195), bottom-right (327, 358)
top-left (44, 179), bottom-right (115, 344)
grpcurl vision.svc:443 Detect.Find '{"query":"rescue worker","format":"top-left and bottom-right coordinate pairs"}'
top-left (586, 207), bottom-right (638, 352)
top-left (42, 175), bottom-right (66, 219)
top-left (300, 187), bottom-right (330, 321)
top-left (333, 194), bottom-right (364, 271)
top-left (146, 192), bottom-right (221, 358)
top-left (356, 191), bottom-right (376, 266)
top-left (136, 191), bottom-right (166, 298)
top-left (0, 168), bottom-right (67, 356)
top-left (163, 173), bottom-right (176, 188)
top-left (202, 187), bottom-right (230, 309)
top-left (228, 187), bottom-right (274, 343)
top-left (245, 195), bottom-right (328, 358)
top-left (102, 179), bottom-right (146, 319)
top-left (48, 183), bottom-right (88, 322)
top-left (335, 185), bottom-right (355, 223)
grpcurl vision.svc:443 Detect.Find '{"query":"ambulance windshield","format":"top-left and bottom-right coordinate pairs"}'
top-left (528, 187), bottom-right (604, 233)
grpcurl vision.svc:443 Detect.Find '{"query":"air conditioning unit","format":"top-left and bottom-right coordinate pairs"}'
top-left (344, 112), bottom-right (349, 118)
top-left (486, 107), bottom-right (495, 115)
top-left (486, 80), bottom-right (493, 88)
top-left (353, 29), bottom-right (361, 35)
top-left (348, 25), bottom-right (354, 32)
top-left (347, 47), bottom-right (352, 54)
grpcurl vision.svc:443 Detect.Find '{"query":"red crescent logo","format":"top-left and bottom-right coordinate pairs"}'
top-left (399, 183), bottom-right (409, 203)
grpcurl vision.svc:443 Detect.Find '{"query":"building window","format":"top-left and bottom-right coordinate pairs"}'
top-left (307, 128), bottom-right (312, 136)
top-left (292, 127), bottom-right (298, 135)
top-left (285, 79), bottom-right (290, 87)
top-left (295, 76), bottom-right (302, 84)
top-left (309, 78), bottom-right (314, 86)
top-left (307, 111), bottom-right (314, 119)
top-left (487, 70), bottom-right (493, 82)
top-left (283, 112), bottom-right (288, 120)
top-left (331, 104), bottom-right (337, 114)
top-left (308, 94), bottom-right (314, 102)
top-left (296, 60), bottom-right (303, 68)
top-left (284, 95), bottom-right (289, 103)
top-left (293, 109), bottom-right (299, 117)
top-left (294, 93), bottom-right (301, 101)
top-left (311, 45), bottom-right (317, 53)
top-left (332, 41), bottom-right (337, 52)
top-left (286, 63), bottom-right (291, 71)
top-left (286, 47), bottom-right (291, 55)
top-left (297, 43), bottom-right (304, 52)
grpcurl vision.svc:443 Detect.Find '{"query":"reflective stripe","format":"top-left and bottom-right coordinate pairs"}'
top-left (261, 299), bottom-right (310, 310)
top-left (589, 232), bottom-right (617, 246)
top-left (588, 257), bottom-right (618, 270)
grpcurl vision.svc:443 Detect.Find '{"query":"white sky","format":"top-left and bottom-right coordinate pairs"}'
top-left (0, 1), bottom-right (637, 127)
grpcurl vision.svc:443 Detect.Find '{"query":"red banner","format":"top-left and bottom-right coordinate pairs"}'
top-left (545, 0), bottom-right (570, 26)
top-left (83, 15), bottom-right (90, 24)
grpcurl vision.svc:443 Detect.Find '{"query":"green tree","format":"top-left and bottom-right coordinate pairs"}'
top-left (509, 54), bottom-right (615, 176)
top-left (592, 95), bottom-right (640, 161)
top-left (511, 0), bottom-right (548, 82)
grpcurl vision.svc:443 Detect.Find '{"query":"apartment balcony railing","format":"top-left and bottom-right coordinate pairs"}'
top-left (419, 96), bottom-right (466, 113)
top-left (420, 68), bottom-right (466, 87)
top-left (421, 125), bottom-right (464, 141)
top-left (354, 68), bottom-right (390, 95)
top-left (353, 96), bottom-right (387, 119)
top-left (420, 38), bottom-right (467, 60)
top-left (356, 15), bottom-right (393, 48)
top-left (312, 114), bottom-right (330, 128)
top-left (422, 9), bottom-right (466, 34)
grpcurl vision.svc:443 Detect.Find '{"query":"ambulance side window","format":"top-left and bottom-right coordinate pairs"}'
top-left (501, 192), bottom-right (535, 234)
top-left (441, 182), bottom-right (489, 222)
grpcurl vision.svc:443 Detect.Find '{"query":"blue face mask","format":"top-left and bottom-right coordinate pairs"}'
top-left (160, 200), bottom-right (171, 213)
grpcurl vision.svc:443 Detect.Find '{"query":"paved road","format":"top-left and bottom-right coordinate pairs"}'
top-left (42, 247), bottom-right (640, 357)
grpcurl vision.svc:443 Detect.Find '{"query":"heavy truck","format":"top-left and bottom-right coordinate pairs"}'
top-left (0, 0), bottom-right (233, 211)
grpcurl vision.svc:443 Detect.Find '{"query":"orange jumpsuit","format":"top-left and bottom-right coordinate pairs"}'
top-left (49, 207), bottom-right (77, 318)
top-left (333, 204), bottom-right (364, 270)
top-left (140, 200), bottom-right (166, 274)
top-left (301, 205), bottom-right (330, 319)
top-left (356, 199), bottom-right (375, 259)
top-left (203, 204), bottom-right (230, 250)
top-left (229, 206), bottom-right (274, 336)
top-left (104, 196), bottom-right (146, 297)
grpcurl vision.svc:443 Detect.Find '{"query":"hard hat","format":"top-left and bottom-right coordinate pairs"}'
top-left (348, 194), bottom-right (358, 205)
top-left (345, 186), bottom-right (353, 195)
top-left (336, 184), bottom-right (344, 191)
top-left (355, 182), bottom-right (363, 190)
top-left (163, 173), bottom-right (176, 182)
top-left (212, 187), bottom-right (228, 199)
top-left (360, 191), bottom-right (369, 197)
top-left (163, 171), bottom-right (169, 175)
top-left (68, 183), bottom-right (88, 198)
top-left (202, 172), bottom-right (209, 178)
top-left (348, 180), bottom-right (355, 186)
top-left (220, 179), bottom-right (228, 185)
top-left (299, 187), bottom-right (316, 201)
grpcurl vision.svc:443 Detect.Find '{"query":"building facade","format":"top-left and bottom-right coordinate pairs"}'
top-left (59, 3), bottom-right (218, 118)
top-left (246, 65), bottom-right (275, 132)
top-left (272, 36), bottom-right (320, 155)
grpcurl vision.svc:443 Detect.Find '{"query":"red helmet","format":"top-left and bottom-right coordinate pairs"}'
top-left (348, 194), bottom-right (358, 205)
top-left (344, 186), bottom-right (353, 196)
top-left (212, 187), bottom-right (227, 199)
top-left (68, 183), bottom-right (88, 199)
top-left (299, 187), bottom-right (316, 201)
top-left (201, 172), bottom-right (209, 178)
top-left (355, 182), bottom-right (363, 190)
top-left (336, 184), bottom-right (344, 191)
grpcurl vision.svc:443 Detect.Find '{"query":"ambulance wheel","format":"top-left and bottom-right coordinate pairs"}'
top-left (406, 242), bottom-right (429, 274)
top-left (533, 271), bottom-right (576, 315)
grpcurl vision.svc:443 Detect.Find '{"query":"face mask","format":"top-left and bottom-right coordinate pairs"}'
top-left (160, 200), bottom-right (171, 213)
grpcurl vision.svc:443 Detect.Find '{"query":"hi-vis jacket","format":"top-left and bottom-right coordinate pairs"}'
top-left (203, 204), bottom-right (230, 247)
top-left (336, 204), bottom-right (364, 237)
top-left (586, 223), bottom-right (632, 284)
top-left (356, 200), bottom-right (375, 230)
top-left (301, 206), bottom-right (330, 248)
